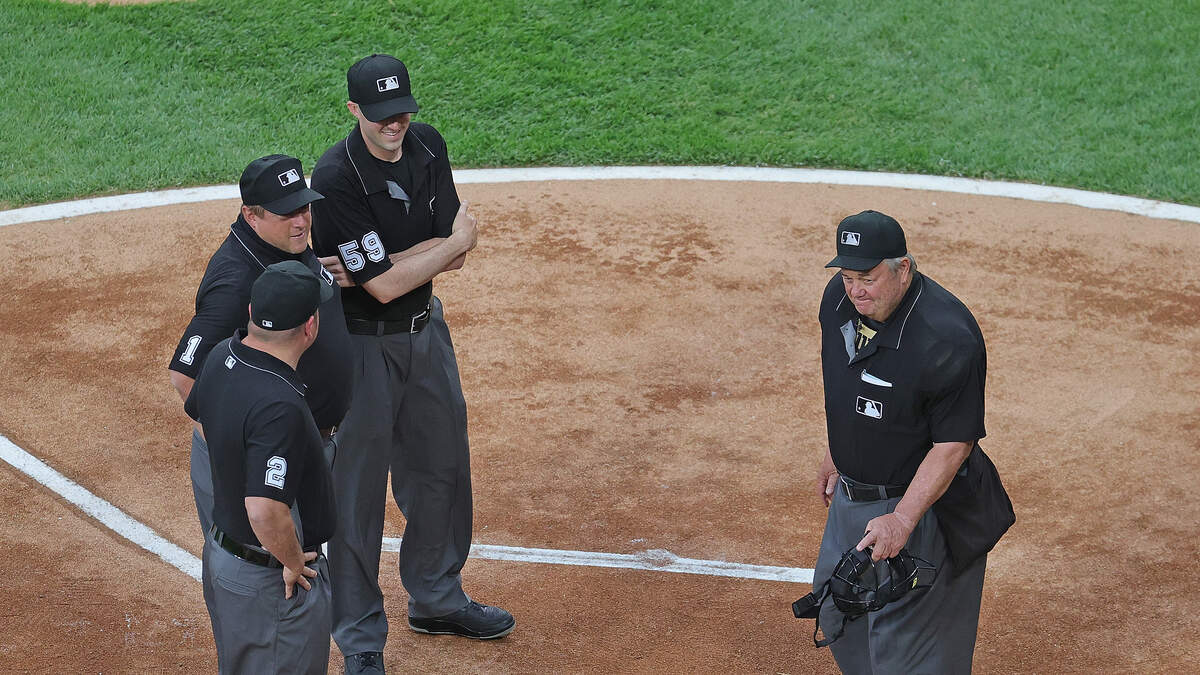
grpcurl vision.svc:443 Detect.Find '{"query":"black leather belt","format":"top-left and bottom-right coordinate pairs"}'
top-left (209, 525), bottom-right (320, 569)
top-left (840, 476), bottom-right (906, 502)
top-left (346, 304), bottom-right (431, 336)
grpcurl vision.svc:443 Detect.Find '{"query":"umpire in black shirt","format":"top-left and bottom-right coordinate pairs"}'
top-left (168, 154), bottom-right (352, 545)
top-left (186, 261), bottom-right (338, 674)
top-left (810, 211), bottom-right (989, 673)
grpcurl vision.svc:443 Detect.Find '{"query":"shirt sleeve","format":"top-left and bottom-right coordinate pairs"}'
top-left (429, 132), bottom-right (461, 239)
top-left (311, 164), bottom-right (394, 286)
top-left (924, 339), bottom-right (987, 444)
top-left (242, 399), bottom-right (311, 506)
top-left (168, 269), bottom-right (250, 379)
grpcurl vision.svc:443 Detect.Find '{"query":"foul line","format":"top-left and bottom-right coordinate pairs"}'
top-left (2, 166), bottom-right (1199, 227)
top-left (0, 434), bottom-right (813, 584)
top-left (382, 538), bottom-right (811, 583)
top-left (0, 434), bottom-right (203, 581)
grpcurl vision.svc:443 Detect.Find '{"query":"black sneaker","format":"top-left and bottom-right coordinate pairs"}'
top-left (408, 601), bottom-right (515, 639)
top-left (345, 651), bottom-right (384, 674)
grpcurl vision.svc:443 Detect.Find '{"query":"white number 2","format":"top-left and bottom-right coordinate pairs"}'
top-left (265, 456), bottom-right (287, 489)
top-left (337, 231), bottom-right (386, 272)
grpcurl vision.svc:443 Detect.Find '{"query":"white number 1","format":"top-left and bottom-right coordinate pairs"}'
top-left (179, 335), bottom-right (202, 365)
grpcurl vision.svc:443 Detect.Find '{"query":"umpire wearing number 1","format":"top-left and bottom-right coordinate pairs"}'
top-left (186, 261), bottom-right (337, 673)
top-left (168, 155), bottom-right (352, 543)
top-left (810, 210), bottom-right (992, 673)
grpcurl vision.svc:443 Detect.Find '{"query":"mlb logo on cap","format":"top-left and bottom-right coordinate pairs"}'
top-left (277, 169), bottom-right (301, 187)
top-left (377, 76), bottom-right (400, 92)
top-left (841, 231), bottom-right (861, 246)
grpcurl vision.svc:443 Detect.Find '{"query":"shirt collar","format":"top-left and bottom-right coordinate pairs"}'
top-left (344, 124), bottom-right (437, 196)
top-left (225, 330), bottom-right (307, 397)
top-left (230, 214), bottom-right (306, 270)
top-left (836, 271), bottom-right (925, 353)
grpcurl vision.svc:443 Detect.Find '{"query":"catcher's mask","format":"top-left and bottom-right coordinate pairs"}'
top-left (791, 546), bottom-right (937, 648)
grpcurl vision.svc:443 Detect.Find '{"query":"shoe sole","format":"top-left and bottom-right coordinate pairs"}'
top-left (408, 619), bottom-right (515, 640)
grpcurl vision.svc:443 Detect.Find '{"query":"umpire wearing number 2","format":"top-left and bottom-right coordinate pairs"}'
top-left (186, 261), bottom-right (337, 673)
top-left (810, 211), bottom-right (990, 673)
top-left (310, 54), bottom-right (512, 672)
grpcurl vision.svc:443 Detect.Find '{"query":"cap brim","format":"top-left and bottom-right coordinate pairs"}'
top-left (825, 255), bottom-right (885, 271)
top-left (359, 95), bottom-right (420, 122)
top-left (263, 188), bottom-right (324, 215)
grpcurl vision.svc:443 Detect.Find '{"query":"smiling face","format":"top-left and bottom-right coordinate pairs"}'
top-left (840, 258), bottom-right (912, 322)
top-left (242, 203), bottom-right (312, 254)
top-left (349, 101), bottom-right (410, 162)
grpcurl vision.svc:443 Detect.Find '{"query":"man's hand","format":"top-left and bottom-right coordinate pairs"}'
top-left (319, 255), bottom-right (355, 288)
top-left (816, 450), bottom-right (839, 508)
top-left (451, 200), bottom-right (478, 253)
top-left (282, 551), bottom-right (320, 599)
top-left (857, 511), bottom-right (916, 561)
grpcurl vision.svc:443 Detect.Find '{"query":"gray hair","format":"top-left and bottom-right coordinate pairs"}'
top-left (884, 253), bottom-right (917, 272)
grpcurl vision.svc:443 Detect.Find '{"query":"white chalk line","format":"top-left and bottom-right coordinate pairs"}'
top-left (0, 434), bottom-right (203, 581)
top-left (0, 434), bottom-right (813, 585)
top-left (2, 166), bottom-right (1199, 227)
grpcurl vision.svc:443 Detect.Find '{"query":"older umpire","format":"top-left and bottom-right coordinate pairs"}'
top-left (810, 210), bottom-right (989, 673)
top-left (186, 261), bottom-right (338, 674)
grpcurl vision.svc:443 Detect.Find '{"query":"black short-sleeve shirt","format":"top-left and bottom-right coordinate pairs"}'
top-left (168, 215), bottom-right (354, 429)
top-left (310, 123), bottom-right (460, 320)
top-left (185, 333), bottom-right (336, 548)
top-left (819, 271), bottom-right (987, 485)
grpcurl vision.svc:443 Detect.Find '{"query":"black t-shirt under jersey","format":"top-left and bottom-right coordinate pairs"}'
top-left (185, 333), bottom-right (336, 548)
top-left (819, 272), bottom-right (987, 485)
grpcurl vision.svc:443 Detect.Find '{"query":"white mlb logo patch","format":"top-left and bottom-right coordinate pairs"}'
top-left (841, 231), bottom-right (861, 246)
top-left (377, 76), bottom-right (400, 92)
top-left (277, 169), bottom-right (301, 187)
top-left (224, 356), bottom-right (235, 369)
top-left (856, 396), bottom-right (883, 419)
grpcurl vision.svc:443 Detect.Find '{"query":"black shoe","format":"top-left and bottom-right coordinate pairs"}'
top-left (408, 601), bottom-right (515, 639)
top-left (345, 651), bottom-right (384, 674)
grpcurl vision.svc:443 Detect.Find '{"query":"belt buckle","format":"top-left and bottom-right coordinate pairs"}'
top-left (410, 305), bottom-right (430, 333)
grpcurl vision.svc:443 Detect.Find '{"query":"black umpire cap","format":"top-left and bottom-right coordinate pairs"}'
top-left (250, 260), bottom-right (333, 331)
top-left (825, 210), bottom-right (907, 271)
top-left (347, 54), bottom-right (420, 122)
top-left (239, 154), bottom-right (324, 216)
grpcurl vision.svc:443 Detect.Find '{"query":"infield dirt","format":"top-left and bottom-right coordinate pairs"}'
top-left (1, 179), bottom-right (1197, 672)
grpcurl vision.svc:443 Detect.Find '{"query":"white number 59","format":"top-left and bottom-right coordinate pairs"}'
top-left (337, 231), bottom-right (386, 272)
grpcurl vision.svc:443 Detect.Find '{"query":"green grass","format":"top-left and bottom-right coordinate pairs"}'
top-left (1, 0), bottom-right (1198, 207)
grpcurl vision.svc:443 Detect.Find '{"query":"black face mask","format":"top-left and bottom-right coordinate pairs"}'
top-left (792, 546), bottom-right (938, 648)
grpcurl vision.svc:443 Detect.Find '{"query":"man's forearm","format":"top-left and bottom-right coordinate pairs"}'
top-left (245, 497), bottom-right (306, 571)
top-left (363, 235), bottom-right (469, 303)
top-left (168, 370), bottom-right (194, 403)
top-left (892, 441), bottom-right (973, 527)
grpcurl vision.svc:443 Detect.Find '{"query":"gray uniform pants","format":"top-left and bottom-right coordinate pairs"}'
top-left (329, 297), bottom-right (473, 656)
top-left (812, 483), bottom-right (987, 675)
top-left (203, 539), bottom-right (332, 674)
top-left (190, 427), bottom-right (216, 541)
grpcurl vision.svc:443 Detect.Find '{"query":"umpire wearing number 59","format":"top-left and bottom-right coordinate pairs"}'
top-left (311, 54), bottom-right (512, 672)
top-left (186, 261), bottom-right (337, 673)
top-left (810, 211), bottom-right (994, 673)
